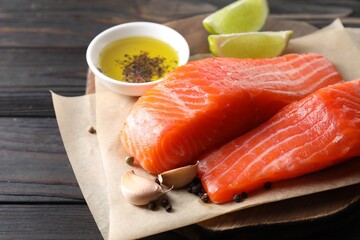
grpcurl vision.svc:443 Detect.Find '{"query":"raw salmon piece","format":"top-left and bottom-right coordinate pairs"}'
top-left (121, 54), bottom-right (343, 174)
top-left (198, 80), bottom-right (360, 203)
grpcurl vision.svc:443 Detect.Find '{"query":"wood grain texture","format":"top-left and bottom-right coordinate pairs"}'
top-left (1, 0), bottom-right (360, 239)
top-left (0, 0), bottom-right (217, 48)
top-left (0, 48), bottom-right (87, 117)
top-left (0, 117), bottom-right (82, 201)
top-left (0, 0), bottom-right (356, 48)
top-left (0, 204), bottom-right (102, 240)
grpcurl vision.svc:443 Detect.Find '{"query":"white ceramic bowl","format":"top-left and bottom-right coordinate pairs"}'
top-left (86, 22), bottom-right (190, 96)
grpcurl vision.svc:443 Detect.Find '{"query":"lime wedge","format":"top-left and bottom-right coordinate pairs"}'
top-left (203, 0), bottom-right (269, 34)
top-left (208, 31), bottom-right (293, 58)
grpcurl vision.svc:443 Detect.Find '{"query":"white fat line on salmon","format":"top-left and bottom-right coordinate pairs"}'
top-left (224, 54), bottom-right (316, 83)
top-left (216, 54), bottom-right (308, 78)
top-left (173, 54), bottom-right (311, 85)
top-left (147, 107), bottom-right (188, 120)
top-left (252, 108), bottom-right (334, 179)
top-left (202, 96), bottom-right (316, 174)
top-left (244, 58), bottom-right (336, 90)
top-left (226, 84), bottom-right (360, 182)
top-left (262, 126), bottom-right (342, 176)
top-left (244, 56), bottom-right (324, 82)
top-left (208, 97), bottom-right (325, 179)
top-left (330, 87), bottom-right (360, 106)
top-left (259, 71), bottom-right (340, 97)
top-left (157, 90), bottom-right (208, 113)
top-left (143, 87), bottom-right (219, 115)
top-left (219, 104), bottom-right (327, 181)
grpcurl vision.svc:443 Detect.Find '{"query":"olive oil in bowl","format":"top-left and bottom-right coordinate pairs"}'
top-left (86, 21), bottom-right (189, 96)
top-left (99, 37), bottom-right (179, 83)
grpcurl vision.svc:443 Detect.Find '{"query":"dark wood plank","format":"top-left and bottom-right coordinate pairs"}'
top-left (0, 117), bottom-right (83, 201)
top-left (1, 1), bottom-right (360, 117)
top-left (0, 48), bottom-right (87, 117)
top-left (1, 0), bottom-right (360, 48)
top-left (269, 0), bottom-right (359, 28)
top-left (1, 1), bottom-right (360, 239)
top-left (0, 48), bottom-right (87, 89)
top-left (1, 202), bottom-right (359, 240)
top-left (0, 0), bottom-right (217, 48)
top-left (270, 0), bottom-right (355, 17)
top-left (0, 204), bottom-right (102, 240)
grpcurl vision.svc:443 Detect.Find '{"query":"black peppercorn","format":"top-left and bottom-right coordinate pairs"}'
top-left (264, 181), bottom-right (272, 189)
top-left (148, 201), bottom-right (156, 211)
top-left (165, 205), bottom-right (172, 212)
top-left (160, 197), bottom-right (169, 208)
top-left (233, 194), bottom-right (242, 203)
top-left (191, 184), bottom-right (202, 195)
top-left (197, 187), bottom-right (205, 197)
top-left (125, 156), bottom-right (134, 165)
top-left (200, 193), bottom-right (210, 203)
top-left (241, 192), bottom-right (248, 199)
top-left (87, 125), bottom-right (96, 134)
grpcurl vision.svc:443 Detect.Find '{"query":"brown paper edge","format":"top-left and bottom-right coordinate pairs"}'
top-left (51, 92), bottom-right (109, 239)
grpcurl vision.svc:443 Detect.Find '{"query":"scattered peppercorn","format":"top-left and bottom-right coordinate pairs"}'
top-left (233, 194), bottom-right (242, 203)
top-left (154, 178), bottom-right (160, 185)
top-left (148, 201), bottom-right (157, 211)
top-left (160, 197), bottom-right (170, 208)
top-left (187, 177), bottom-right (201, 187)
top-left (241, 192), bottom-right (248, 199)
top-left (200, 193), bottom-right (210, 203)
top-left (125, 156), bottom-right (134, 165)
top-left (159, 197), bottom-right (173, 212)
top-left (186, 177), bottom-right (212, 203)
top-left (87, 125), bottom-right (96, 134)
top-left (197, 190), bottom-right (205, 198)
top-left (190, 184), bottom-right (202, 195)
top-left (264, 181), bottom-right (272, 189)
top-left (165, 204), bottom-right (172, 212)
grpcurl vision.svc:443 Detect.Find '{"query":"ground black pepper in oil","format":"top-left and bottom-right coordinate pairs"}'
top-left (117, 51), bottom-right (175, 83)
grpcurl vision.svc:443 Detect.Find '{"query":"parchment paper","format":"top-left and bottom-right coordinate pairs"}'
top-left (52, 20), bottom-right (360, 240)
top-left (286, 19), bottom-right (360, 80)
top-left (52, 94), bottom-right (109, 239)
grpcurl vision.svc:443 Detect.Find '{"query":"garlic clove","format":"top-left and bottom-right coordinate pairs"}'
top-left (158, 161), bottom-right (199, 189)
top-left (120, 170), bottom-right (165, 206)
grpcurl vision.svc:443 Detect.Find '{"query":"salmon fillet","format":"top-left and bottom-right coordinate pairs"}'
top-left (198, 79), bottom-right (360, 203)
top-left (121, 54), bottom-right (342, 174)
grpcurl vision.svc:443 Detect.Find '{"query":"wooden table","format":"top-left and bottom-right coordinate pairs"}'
top-left (1, 0), bottom-right (360, 239)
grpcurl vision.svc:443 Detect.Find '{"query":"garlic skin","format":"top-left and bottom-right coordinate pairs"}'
top-left (158, 161), bottom-right (199, 189)
top-left (121, 170), bottom-right (164, 206)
